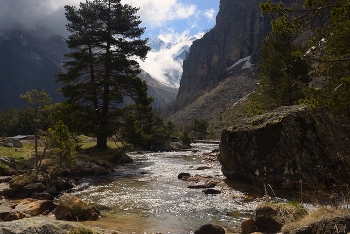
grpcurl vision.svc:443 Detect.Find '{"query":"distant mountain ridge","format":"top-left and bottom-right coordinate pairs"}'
top-left (0, 28), bottom-right (178, 111)
top-left (0, 29), bottom-right (67, 110)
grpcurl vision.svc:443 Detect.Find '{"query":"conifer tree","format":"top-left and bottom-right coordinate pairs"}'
top-left (20, 89), bottom-right (51, 169)
top-left (252, 31), bottom-right (310, 111)
top-left (56, 0), bottom-right (152, 148)
top-left (260, 0), bottom-right (350, 116)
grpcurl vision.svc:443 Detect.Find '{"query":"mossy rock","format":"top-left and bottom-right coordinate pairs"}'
top-left (69, 227), bottom-right (94, 234)
top-left (255, 202), bottom-right (308, 233)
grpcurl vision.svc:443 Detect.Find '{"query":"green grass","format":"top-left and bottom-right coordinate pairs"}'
top-left (0, 144), bottom-right (33, 158)
top-left (0, 137), bottom-right (124, 172)
top-left (79, 141), bottom-right (122, 149)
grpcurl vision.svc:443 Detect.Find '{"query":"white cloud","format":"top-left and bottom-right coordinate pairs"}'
top-left (138, 29), bottom-right (204, 87)
top-left (122, 0), bottom-right (197, 28)
top-left (203, 8), bottom-right (216, 21)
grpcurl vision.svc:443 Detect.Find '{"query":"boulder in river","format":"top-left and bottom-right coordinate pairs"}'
top-left (186, 175), bottom-right (220, 189)
top-left (220, 105), bottom-right (350, 188)
top-left (54, 193), bottom-right (100, 221)
top-left (194, 223), bottom-right (225, 234)
top-left (255, 202), bottom-right (307, 233)
top-left (202, 188), bottom-right (221, 195)
top-left (241, 217), bottom-right (258, 234)
top-left (178, 172), bottom-right (191, 180)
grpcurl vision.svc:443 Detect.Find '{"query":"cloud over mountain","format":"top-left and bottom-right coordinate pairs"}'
top-left (138, 30), bottom-right (204, 87)
top-left (0, 0), bottom-right (79, 37)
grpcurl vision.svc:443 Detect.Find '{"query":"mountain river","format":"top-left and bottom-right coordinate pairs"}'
top-left (70, 143), bottom-right (268, 234)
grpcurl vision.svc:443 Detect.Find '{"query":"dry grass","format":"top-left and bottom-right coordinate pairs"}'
top-left (257, 201), bottom-right (308, 227)
top-left (282, 207), bottom-right (350, 232)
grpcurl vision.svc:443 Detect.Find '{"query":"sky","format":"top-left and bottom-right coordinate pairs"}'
top-left (0, 0), bottom-right (218, 40)
top-left (0, 0), bottom-right (219, 86)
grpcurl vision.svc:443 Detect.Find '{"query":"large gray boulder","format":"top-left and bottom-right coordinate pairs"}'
top-left (0, 157), bottom-right (16, 169)
top-left (219, 105), bottom-right (350, 188)
top-left (2, 138), bottom-right (22, 148)
top-left (0, 217), bottom-right (93, 234)
top-left (69, 161), bottom-right (111, 177)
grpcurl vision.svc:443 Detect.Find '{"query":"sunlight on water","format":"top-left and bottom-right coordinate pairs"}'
top-left (71, 144), bottom-right (263, 233)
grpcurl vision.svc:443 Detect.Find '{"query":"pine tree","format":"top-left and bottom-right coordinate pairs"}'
top-left (20, 89), bottom-right (51, 169)
top-left (260, 0), bottom-right (350, 116)
top-left (56, 0), bottom-right (152, 149)
top-left (252, 31), bottom-right (311, 111)
top-left (47, 120), bottom-right (76, 166)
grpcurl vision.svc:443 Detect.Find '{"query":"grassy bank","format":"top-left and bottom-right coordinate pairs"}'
top-left (0, 137), bottom-right (123, 171)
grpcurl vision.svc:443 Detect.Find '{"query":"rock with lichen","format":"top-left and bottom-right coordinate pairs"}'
top-left (219, 105), bottom-right (350, 188)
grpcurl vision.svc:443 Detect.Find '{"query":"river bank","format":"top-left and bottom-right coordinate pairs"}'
top-left (0, 143), bottom-right (258, 233)
top-left (2, 143), bottom-right (348, 233)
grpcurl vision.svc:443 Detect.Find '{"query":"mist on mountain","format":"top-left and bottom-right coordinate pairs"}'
top-left (140, 32), bottom-right (204, 88)
top-left (0, 0), bottom-right (80, 38)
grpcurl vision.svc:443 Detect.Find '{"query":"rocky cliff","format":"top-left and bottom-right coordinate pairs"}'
top-left (219, 105), bottom-right (350, 189)
top-left (164, 0), bottom-right (307, 130)
top-left (176, 0), bottom-right (272, 107)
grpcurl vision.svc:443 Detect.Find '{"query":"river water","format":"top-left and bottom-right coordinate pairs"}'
top-left (71, 143), bottom-right (265, 234)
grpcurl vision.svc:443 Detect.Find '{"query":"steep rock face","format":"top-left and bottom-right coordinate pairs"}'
top-left (176, 0), bottom-right (272, 106)
top-left (219, 105), bottom-right (350, 188)
top-left (167, 70), bottom-right (257, 129)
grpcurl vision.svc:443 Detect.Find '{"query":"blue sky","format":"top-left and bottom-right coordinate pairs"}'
top-left (121, 0), bottom-right (219, 40)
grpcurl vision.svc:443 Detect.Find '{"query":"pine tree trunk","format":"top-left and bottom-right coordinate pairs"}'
top-left (96, 134), bottom-right (108, 149)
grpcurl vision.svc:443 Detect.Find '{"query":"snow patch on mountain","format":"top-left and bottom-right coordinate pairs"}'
top-left (226, 56), bottom-right (253, 72)
top-left (138, 32), bottom-right (204, 88)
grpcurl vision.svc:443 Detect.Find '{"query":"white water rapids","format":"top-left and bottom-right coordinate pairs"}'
top-left (70, 143), bottom-right (265, 233)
